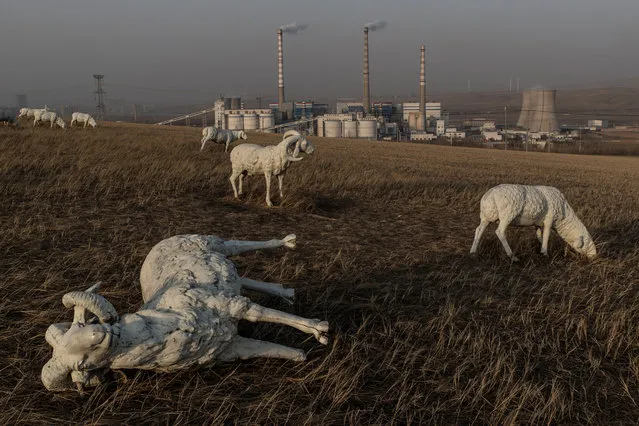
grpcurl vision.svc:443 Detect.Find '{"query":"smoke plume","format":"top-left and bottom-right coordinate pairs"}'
top-left (365, 20), bottom-right (387, 31)
top-left (280, 22), bottom-right (307, 35)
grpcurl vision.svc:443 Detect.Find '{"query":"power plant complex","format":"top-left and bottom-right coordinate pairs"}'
top-left (5, 18), bottom-right (583, 145)
top-left (177, 23), bottom-right (563, 143)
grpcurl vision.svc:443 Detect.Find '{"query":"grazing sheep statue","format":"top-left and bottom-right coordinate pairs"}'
top-left (34, 111), bottom-right (65, 129)
top-left (229, 130), bottom-right (315, 207)
top-left (18, 107), bottom-right (47, 119)
top-left (200, 127), bottom-right (247, 152)
top-left (470, 184), bottom-right (597, 261)
top-left (41, 233), bottom-right (329, 393)
top-left (70, 112), bottom-right (97, 128)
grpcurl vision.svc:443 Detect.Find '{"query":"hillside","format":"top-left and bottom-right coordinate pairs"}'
top-left (0, 123), bottom-right (638, 424)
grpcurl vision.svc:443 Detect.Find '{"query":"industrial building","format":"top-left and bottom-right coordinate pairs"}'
top-left (402, 102), bottom-right (442, 131)
top-left (213, 98), bottom-right (275, 132)
top-left (336, 101), bottom-right (365, 115)
top-left (315, 114), bottom-right (378, 139)
top-left (292, 101), bottom-right (328, 119)
top-left (587, 119), bottom-right (609, 130)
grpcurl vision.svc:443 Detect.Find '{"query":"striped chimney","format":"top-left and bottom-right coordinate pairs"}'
top-left (277, 29), bottom-right (285, 113)
top-left (363, 27), bottom-right (370, 114)
top-left (419, 45), bottom-right (426, 131)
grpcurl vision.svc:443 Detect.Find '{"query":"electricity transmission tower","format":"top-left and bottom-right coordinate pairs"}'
top-left (93, 74), bottom-right (106, 120)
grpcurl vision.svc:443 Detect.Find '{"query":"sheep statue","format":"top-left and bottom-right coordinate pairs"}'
top-left (229, 130), bottom-right (315, 207)
top-left (70, 112), bottom-right (97, 128)
top-left (41, 233), bottom-right (329, 393)
top-left (200, 127), bottom-right (247, 152)
top-left (470, 184), bottom-right (597, 262)
top-left (18, 106), bottom-right (47, 119)
top-left (34, 111), bottom-right (66, 129)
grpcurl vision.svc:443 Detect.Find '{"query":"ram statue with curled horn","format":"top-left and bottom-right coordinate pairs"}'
top-left (229, 129), bottom-right (315, 207)
top-left (42, 233), bottom-right (329, 393)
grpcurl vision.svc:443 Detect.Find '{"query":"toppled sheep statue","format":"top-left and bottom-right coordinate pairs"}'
top-left (470, 184), bottom-right (597, 261)
top-left (42, 233), bottom-right (329, 393)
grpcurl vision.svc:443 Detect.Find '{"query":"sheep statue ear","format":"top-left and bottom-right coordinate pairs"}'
top-left (576, 235), bottom-right (584, 249)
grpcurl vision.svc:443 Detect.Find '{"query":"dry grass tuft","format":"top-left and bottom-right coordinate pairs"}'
top-left (0, 122), bottom-right (638, 424)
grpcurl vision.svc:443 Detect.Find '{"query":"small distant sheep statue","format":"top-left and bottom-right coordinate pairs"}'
top-left (470, 184), bottom-right (597, 261)
top-left (70, 112), bottom-right (97, 128)
top-left (34, 111), bottom-right (65, 129)
top-left (200, 127), bottom-right (247, 152)
top-left (42, 233), bottom-right (329, 393)
top-left (229, 130), bottom-right (315, 207)
top-left (18, 106), bottom-right (47, 119)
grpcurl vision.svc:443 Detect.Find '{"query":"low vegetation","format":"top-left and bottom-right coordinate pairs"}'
top-left (0, 123), bottom-right (637, 424)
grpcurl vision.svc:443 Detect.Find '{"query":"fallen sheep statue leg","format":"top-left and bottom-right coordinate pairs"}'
top-left (242, 303), bottom-right (329, 345)
top-left (236, 277), bottom-right (295, 303)
top-left (218, 336), bottom-right (306, 362)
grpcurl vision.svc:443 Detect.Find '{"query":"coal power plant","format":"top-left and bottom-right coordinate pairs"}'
top-left (516, 88), bottom-right (559, 133)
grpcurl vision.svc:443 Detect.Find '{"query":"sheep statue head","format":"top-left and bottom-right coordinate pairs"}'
top-left (88, 117), bottom-right (97, 128)
top-left (566, 228), bottom-right (597, 260)
top-left (238, 130), bottom-right (248, 140)
top-left (41, 283), bottom-right (119, 392)
top-left (55, 117), bottom-right (66, 129)
top-left (283, 130), bottom-right (315, 159)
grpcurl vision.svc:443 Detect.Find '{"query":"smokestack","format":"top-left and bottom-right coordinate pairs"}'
top-left (277, 29), bottom-right (285, 114)
top-left (363, 27), bottom-right (370, 114)
top-left (419, 45), bottom-right (426, 131)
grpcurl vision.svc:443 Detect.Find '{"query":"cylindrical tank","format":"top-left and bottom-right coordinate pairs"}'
top-left (259, 112), bottom-right (274, 132)
top-left (227, 112), bottom-right (244, 130)
top-left (408, 113), bottom-right (418, 130)
top-left (230, 97), bottom-right (241, 110)
top-left (324, 120), bottom-right (342, 138)
top-left (358, 119), bottom-right (377, 139)
top-left (343, 120), bottom-right (358, 138)
top-left (243, 112), bottom-right (258, 130)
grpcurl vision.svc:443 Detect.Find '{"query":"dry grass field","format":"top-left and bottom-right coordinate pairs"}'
top-left (0, 122), bottom-right (638, 424)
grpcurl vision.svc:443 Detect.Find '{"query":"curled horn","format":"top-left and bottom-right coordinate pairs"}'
top-left (282, 131), bottom-right (303, 162)
top-left (62, 285), bottom-right (119, 324)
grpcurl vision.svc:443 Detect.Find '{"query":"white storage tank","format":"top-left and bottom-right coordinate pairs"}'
top-left (343, 120), bottom-right (358, 138)
top-left (358, 119), bottom-right (377, 139)
top-left (258, 111), bottom-right (274, 132)
top-left (324, 120), bottom-right (343, 138)
top-left (243, 111), bottom-right (258, 130)
top-left (227, 112), bottom-right (244, 130)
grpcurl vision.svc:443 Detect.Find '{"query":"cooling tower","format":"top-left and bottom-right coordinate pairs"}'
top-left (277, 29), bottom-right (285, 113)
top-left (419, 45), bottom-right (426, 131)
top-left (516, 88), bottom-right (559, 132)
top-left (363, 27), bottom-right (370, 114)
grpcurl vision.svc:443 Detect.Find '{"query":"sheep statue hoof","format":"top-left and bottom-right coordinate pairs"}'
top-left (282, 234), bottom-right (296, 249)
top-left (469, 184), bottom-right (597, 262)
top-left (41, 233), bottom-right (328, 393)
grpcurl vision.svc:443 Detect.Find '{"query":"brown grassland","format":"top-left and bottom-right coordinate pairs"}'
top-left (0, 122), bottom-right (638, 424)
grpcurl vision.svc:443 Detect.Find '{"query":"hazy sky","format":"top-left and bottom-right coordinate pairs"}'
top-left (1, 0), bottom-right (638, 107)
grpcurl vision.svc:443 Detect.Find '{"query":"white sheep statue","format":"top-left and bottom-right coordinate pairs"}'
top-left (229, 130), bottom-right (315, 207)
top-left (470, 184), bottom-right (597, 261)
top-left (70, 112), bottom-right (97, 128)
top-left (34, 111), bottom-right (66, 129)
top-left (41, 233), bottom-right (329, 393)
top-left (18, 107), bottom-right (47, 119)
top-left (200, 127), bottom-right (247, 152)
